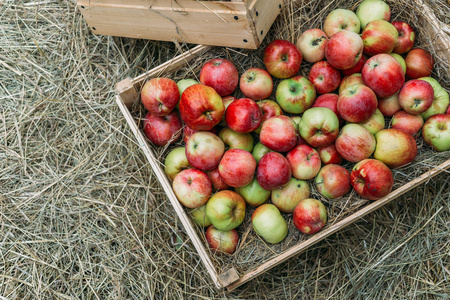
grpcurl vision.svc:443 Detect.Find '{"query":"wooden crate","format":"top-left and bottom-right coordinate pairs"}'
top-left (114, 1), bottom-right (450, 291)
top-left (76, 0), bottom-right (283, 49)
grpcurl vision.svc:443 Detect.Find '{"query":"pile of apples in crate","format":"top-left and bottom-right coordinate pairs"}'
top-left (140, 0), bottom-right (450, 254)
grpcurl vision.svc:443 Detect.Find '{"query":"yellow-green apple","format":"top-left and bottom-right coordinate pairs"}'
top-left (173, 169), bottom-right (212, 209)
top-left (252, 142), bottom-right (273, 163)
top-left (422, 114), bottom-right (450, 151)
top-left (205, 168), bottom-right (230, 191)
top-left (374, 128), bottom-right (417, 168)
top-left (351, 159), bottom-right (393, 200)
top-left (339, 73), bottom-right (364, 95)
top-left (361, 20), bottom-right (398, 56)
top-left (183, 125), bottom-right (217, 144)
top-left (185, 131), bottom-right (225, 171)
top-left (356, 0), bottom-right (391, 29)
top-left (337, 84), bottom-right (378, 123)
top-left (299, 107), bottom-right (340, 147)
top-left (188, 204), bottom-right (211, 227)
top-left (293, 198), bottom-right (327, 235)
top-left (296, 28), bottom-right (328, 63)
top-left (263, 39), bottom-right (302, 79)
top-left (219, 95), bottom-right (236, 126)
top-left (199, 58), bottom-right (238, 96)
top-left (141, 77), bottom-right (179, 116)
top-left (205, 190), bottom-right (246, 231)
top-left (405, 48), bottom-right (434, 79)
top-left (308, 61), bottom-right (341, 94)
top-left (398, 79), bottom-right (434, 114)
top-left (218, 149), bottom-right (256, 187)
top-left (205, 225), bottom-right (239, 254)
top-left (256, 152), bottom-right (291, 191)
top-left (219, 127), bottom-right (254, 152)
top-left (272, 177), bottom-right (310, 213)
top-left (341, 55), bottom-right (366, 76)
top-left (312, 93), bottom-right (343, 125)
top-left (259, 115), bottom-right (297, 152)
top-left (392, 21), bottom-right (415, 54)
top-left (357, 108), bottom-right (385, 135)
top-left (254, 99), bottom-right (283, 134)
top-left (164, 147), bottom-right (191, 181)
top-left (378, 92), bottom-right (401, 117)
top-left (179, 84), bottom-right (224, 131)
top-left (325, 30), bottom-right (364, 70)
top-left (389, 53), bottom-right (406, 74)
top-left (361, 54), bottom-right (405, 98)
top-left (225, 98), bottom-right (262, 133)
top-left (335, 123), bottom-right (376, 163)
top-left (240, 68), bottom-right (273, 100)
top-left (418, 77), bottom-right (450, 120)
top-left (235, 177), bottom-right (271, 207)
top-left (252, 204), bottom-right (288, 244)
top-left (315, 164), bottom-right (351, 199)
top-left (390, 110), bottom-right (424, 137)
top-left (177, 78), bottom-right (198, 97)
top-left (143, 111), bottom-right (182, 146)
top-left (317, 143), bottom-right (343, 165)
top-left (286, 144), bottom-right (321, 180)
top-left (323, 9), bottom-right (360, 37)
top-left (275, 75), bottom-right (316, 114)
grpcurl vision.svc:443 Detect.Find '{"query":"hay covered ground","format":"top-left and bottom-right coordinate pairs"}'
top-left (0, 0), bottom-right (449, 299)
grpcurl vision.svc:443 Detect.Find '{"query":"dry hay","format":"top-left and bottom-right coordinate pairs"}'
top-left (0, 0), bottom-right (449, 299)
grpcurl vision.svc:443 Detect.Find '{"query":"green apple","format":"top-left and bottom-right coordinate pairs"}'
top-left (164, 147), bottom-right (191, 181)
top-left (219, 127), bottom-right (254, 152)
top-left (390, 53), bottom-right (406, 74)
top-left (357, 108), bottom-right (385, 135)
top-left (206, 190), bottom-right (246, 231)
top-left (422, 114), bottom-right (450, 152)
top-left (235, 177), bottom-right (271, 207)
top-left (418, 77), bottom-right (450, 120)
top-left (252, 204), bottom-right (288, 244)
top-left (188, 204), bottom-right (211, 227)
top-left (252, 142), bottom-right (273, 163)
top-left (275, 75), bottom-right (316, 114)
top-left (205, 225), bottom-right (239, 254)
top-left (356, 0), bottom-right (391, 29)
top-left (271, 177), bottom-right (310, 213)
top-left (177, 79), bottom-right (199, 97)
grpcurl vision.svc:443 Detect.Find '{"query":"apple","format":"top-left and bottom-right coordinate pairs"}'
top-left (263, 39), bottom-right (302, 79)
top-left (256, 152), bottom-right (291, 191)
top-left (286, 145), bottom-right (321, 180)
top-left (390, 110), bottom-right (424, 136)
top-left (446, 105), bottom-right (450, 115)
top-left (252, 204), bottom-right (288, 244)
top-left (335, 123), bottom-right (376, 163)
top-left (293, 198), bottom-right (327, 235)
top-left (337, 83), bottom-right (378, 123)
top-left (177, 78), bottom-right (199, 97)
top-left (275, 75), bottom-right (316, 114)
top-left (272, 177), bottom-right (310, 213)
top-left (205, 168), bottom-right (230, 191)
top-left (219, 96), bottom-right (236, 126)
top-left (218, 149), bottom-right (256, 188)
top-left (361, 20), bottom-right (398, 56)
top-left (240, 68), bottom-right (273, 100)
top-left (351, 159), bottom-right (394, 200)
top-left (325, 30), bottom-right (364, 70)
top-left (296, 28), bottom-right (328, 63)
top-left (235, 177), bottom-right (271, 207)
top-left (199, 58), bottom-right (239, 96)
top-left (392, 21), bottom-right (415, 54)
top-left (179, 84), bottom-right (224, 131)
top-left (311, 93), bottom-right (343, 125)
top-left (341, 55), bottom-right (366, 76)
top-left (356, 0), bottom-right (391, 29)
top-left (188, 204), bottom-right (211, 227)
top-left (299, 107), bottom-right (340, 147)
top-left (361, 53), bottom-right (405, 98)
top-left (225, 98), bottom-right (262, 133)
top-left (374, 128), bottom-right (417, 168)
top-left (308, 61), bottom-right (341, 94)
top-left (206, 190), bottom-right (246, 231)
top-left (389, 53), bottom-right (407, 74)
top-left (315, 164), bottom-right (351, 199)
top-left (317, 143), bottom-right (343, 165)
top-left (405, 48), bottom-right (434, 79)
top-left (164, 147), bottom-right (191, 181)
top-left (219, 127), bottom-right (254, 152)
top-left (422, 114), bottom-right (450, 151)
top-left (323, 9), bottom-right (361, 37)
top-left (338, 73), bottom-right (364, 95)
top-left (183, 125), bottom-right (217, 144)
top-left (378, 92), bottom-right (401, 117)
top-left (357, 108), bottom-right (385, 135)
top-left (418, 77), bottom-right (450, 120)
top-left (141, 77), bottom-right (179, 116)
top-left (259, 115), bottom-right (297, 152)
top-left (143, 111), bottom-right (182, 146)
top-left (398, 79), bottom-right (434, 114)
top-left (254, 99), bottom-right (283, 134)
top-left (205, 225), bottom-right (239, 254)
top-left (172, 169), bottom-right (212, 209)
top-left (185, 131), bottom-right (225, 171)
top-left (252, 142), bottom-right (273, 163)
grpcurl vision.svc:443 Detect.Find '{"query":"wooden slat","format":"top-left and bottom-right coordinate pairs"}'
top-left (249, 0), bottom-right (283, 44)
top-left (226, 159), bottom-right (450, 291)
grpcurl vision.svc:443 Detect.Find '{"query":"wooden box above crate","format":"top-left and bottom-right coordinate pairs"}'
top-left (76, 0), bottom-right (283, 49)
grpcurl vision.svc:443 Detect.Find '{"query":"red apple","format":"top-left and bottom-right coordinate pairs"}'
top-left (405, 48), bottom-right (434, 79)
top-left (390, 110), bottom-right (424, 136)
top-left (286, 145), bottom-right (321, 180)
top-left (325, 30), bottom-right (364, 70)
top-left (299, 107), bottom-right (340, 147)
top-left (240, 68), bottom-right (273, 100)
top-left (205, 226), bottom-right (239, 254)
top-left (378, 92), bottom-right (401, 117)
top-left (351, 159), bottom-right (394, 200)
top-left (311, 93), bottom-right (343, 125)
top-left (374, 128), bottom-right (417, 168)
top-left (219, 96), bottom-right (236, 126)
top-left (143, 111), bottom-right (182, 146)
top-left (275, 75), bottom-right (316, 114)
top-left (338, 84), bottom-right (377, 123)
top-left (254, 99), bottom-right (283, 134)
top-left (361, 20), bottom-right (398, 56)
top-left (341, 55), bottom-right (366, 76)
top-left (205, 190), bottom-right (246, 231)
top-left (317, 143), bottom-right (343, 165)
top-left (185, 131), bottom-right (225, 171)
top-left (293, 198), bottom-right (327, 235)
top-left (335, 123), bottom-right (376, 163)
top-left (172, 169), bottom-right (212, 208)
top-left (218, 149), bottom-right (256, 188)
top-left (308, 61), bottom-right (341, 94)
top-left (422, 114), bottom-right (450, 152)
top-left (338, 73), bottom-right (364, 95)
top-left (205, 168), bottom-right (230, 191)
top-left (225, 98), bottom-right (262, 133)
top-left (398, 79), bottom-right (434, 114)
top-left (256, 152), bottom-right (291, 191)
top-left (315, 164), bottom-right (351, 199)
top-left (296, 28), bottom-right (328, 63)
top-left (183, 126), bottom-right (217, 144)
top-left (392, 21), bottom-right (416, 54)
top-left (259, 115), bottom-right (297, 152)
top-left (323, 9), bottom-right (361, 37)
top-left (141, 77), bottom-right (179, 116)
top-left (199, 58), bottom-right (238, 96)
top-left (263, 39), bottom-right (302, 79)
